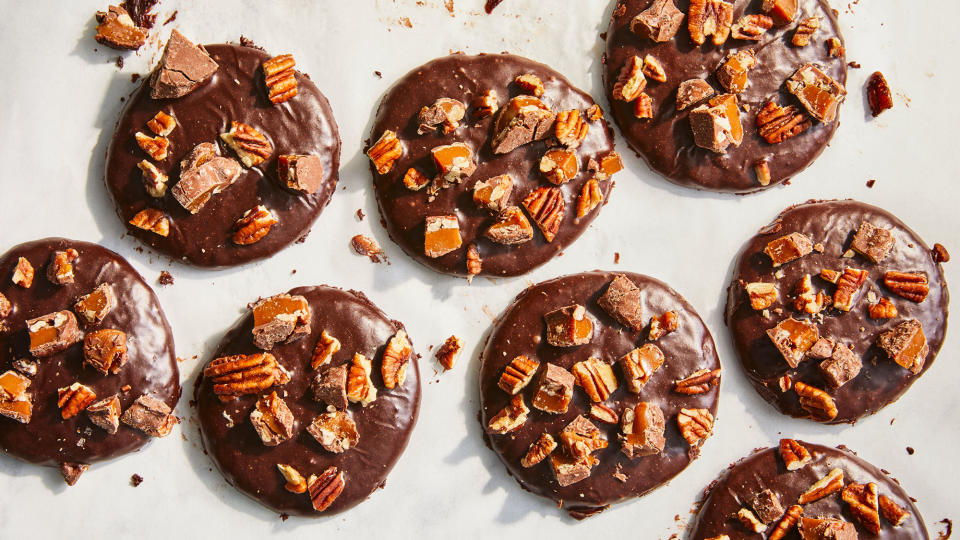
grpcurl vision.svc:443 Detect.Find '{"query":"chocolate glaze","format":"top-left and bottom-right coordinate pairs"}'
top-left (603, 0), bottom-right (847, 193)
top-left (106, 43), bottom-right (341, 268)
top-left (726, 200), bottom-right (949, 423)
top-left (691, 442), bottom-right (928, 539)
top-left (479, 271), bottom-right (720, 516)
top-left (196, 286), bottom-right (421, 517)
top-left (369, 54), bottom-right (616, 277)
top-left (0, 238), bottom-right (179, 468)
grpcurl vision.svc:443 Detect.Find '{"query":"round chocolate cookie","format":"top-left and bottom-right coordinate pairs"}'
top-left (105, 34), bottom-right (341, 267)
top-left (195, 286), bottom-right (420, 517)
top-left (368, 53), bottom-right (621, 277)
top-left (691, 440), bottom-right (928, 539)
top-left (479, 270), bottom-right (720, 518)
top-left (726, 200), bottom-right (949, 424)
top-left (603, 0), bottom-right (847, 192)
top-left (0, 238), bottom-right (180, 484)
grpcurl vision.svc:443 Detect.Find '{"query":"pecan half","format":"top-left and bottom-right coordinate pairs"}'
top-left (221, 121), bottom-right (272, 167)
top-left (833, 267), bottom-right (868, 311)
top-left (799, 467), bottom-right (844, 503)
top-left (794, 381), bottom-right (838, 421)
top-left (487, 394), bottom-right (529, 434)
top-left (688, 0), bottom-right (734, 46)
top-left (634, 92), bottom-right (654, 119)
top-left (58, 383), bottom-right (96, 419)
top-left (204, 353), bottom-right (288, 400)
top-left (589, 403), bottom-right (619, 425)
top-left (232, 205), bottom-right (278, 245)
top-left (869, 297), bottom-right (898, 319)
top-left (674, 368), bottom-right (721, 395)
top-left (612, 56), bottom-right (646, 102)
top-left (883, 271), bottom-right (929, 302)
top-left (756, 101), bottom-right (812, 144)
top-left (572, 357), bottom-right (618, 402)
top-left (381, 329), bottom-right (412, 389)
top-left (347, 353), bottom-right (377, 406)
top-left (576, 178), bottom-right (603, 218)
top-left (466, 243), bottom-right (482, 278)
top-left (520, 433), bottom-right (557, 467)
top-left (779, 438), bottom-right (813, 470)
top-left (677, 408), bottom-right (713, 446)
top-left (367, 130), bottom-right (403, 174)
top-left (129, 208), bottom-right (170, 237)
top-left (522, 186), bottom-right (564, 242)
top-left (308, 467), bottom-right (345, 512)
top-left (641, 55), bottom-right (667, 82)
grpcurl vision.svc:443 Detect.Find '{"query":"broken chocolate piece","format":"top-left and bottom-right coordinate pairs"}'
top-left (121, 395), bottom-right (177, 437)
top-left (277, 154), bottom-right (324, 194)
top-left (491, 96), bottom-right (556, 154)
top-left (689, 94), bottom-right (742, 153)
top-left (307, 410), bottom-right (359, 453)
top-left (73, 283), bottom-right (117, 324)
top-left (676, 78), bottom-right (715, 110)
top-left (171, 143), bottom-right (242, 214)
top-left (764, 232), bottom-right (813, 266)
top-left (619, 401), bottom-right (665, 458)
top-left (786, 63), bottom-right (846, 123)
top-left (531, 363), bottom-right (574, 414)
top-left (850, 221), bottom-right (894, 263)
top-left (543, 304), bottom-right (593, 347)
top-left (619, 344), bottom-right (664, 393)
top-left (249, 391), bottom-right (295, 446)
top-left (597, 274), bottom-right (643, 331)
top-left (631, 0), bottom-right (685, 42)
top-left (86, 395), bottom-right (122, 434)
top-left (95, 5), bottom-right (147, 50)
top-left (311, 365), bottom-right (348, 410)
top-left (83, 329), bottom-right (128, 375)
top-left (877, 319), bottom-right (928, 374)
top-left (250, 293), bottom-right (311, 350)
top-left (418, 98), bottom-right (466, 134)
top-left (766, 317), bottom-right (819, 368)
top-left (26, 311), bottom-right (82, 358)
top-left (818, 343), bottom-right (861, 388)
top-left (150, 30), bottom-right (219, 99)
top-left (424, 215), bottom-right (463, 258)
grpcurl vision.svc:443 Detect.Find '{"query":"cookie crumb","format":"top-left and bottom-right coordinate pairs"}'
top-left (158, 271), bottom-right (174, 286)
top-left (356, 209), bottom-right (365, 221)
top-left (866, 179), bottom-right (876, 188)
top-left (130, 473), bottom-right (143, 487)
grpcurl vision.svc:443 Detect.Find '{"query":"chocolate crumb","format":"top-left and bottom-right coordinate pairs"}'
top-left (374, 70), bottom-right (382, 78)
top-left (937, 518), bottom-right (953, 540)
top-left (120, 0), bottom-right (158, 29)
top-left (848, 61), bottom-right (861, 69)
top-left (906, 446), bottom-right (915, 455)
top-left (130, 473), bottom-right (143, 486)
top-left (158, 271), bottom-right (174, 286)
top-left (280, 513), bottom-right (290, 522)
top-left (163, 10), bottom-right (177, 25)
top-left (351, 235), bottom-right (386, 263)
top-left (130, 73), bottom-right (140, 83)
top-left (485, 0), bottom-right (505, 13)
top-left (866, 179), bottom-right (876, 188)
top-left (356, 209), bottom-right (365, 220)
top-left (614, 252), bottom-right (620, 264)
top-left (116, 56), bottom-right (124, 68)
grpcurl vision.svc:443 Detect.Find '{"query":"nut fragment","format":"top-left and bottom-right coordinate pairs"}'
top-left (277, 154), bottom-right (324, 194)
top-left (851, 221), bottom-right (895, 263)
top-left (559, 415), bottom-right (608, 459)
top-left (94, 5), bottom-right (147, 50)
top-left (786, 63), bottom-right (847, 123)
top-left (83, 329), bottom-right (128, 375)
top-left (251, 294), bottom-right (311, 350)
top-left (597, 274), bottom-right (643, 330)
top-left (883, 271), bottom-right (929, 303)
top-left (310, 330), bottom-right (341, 370)
top-left (641, 55), bottom-right (667, 82)
top-left (612, 56), bottom-right (647, 102)
top-left (520, 433), bottom-right (557, 467)
top-left (531, 363), bottom-right (574, 414)
top-left (633, 92), bottom-right (654, 119)
top-left (677, 407), bottom-right (713, 446)
top-left (648, 310), bottom-right (679, 340)
top-left (792, 16), bottom-right (820, 46)
top-left (277, 464), bottom-right (308, 494)
top-left (307, 410), bottom-right (359, 453)
top-left (799, 467), bottom-right (844, 503)
top-left (346, 353), bottom-right (377, 406)
top-left (731, 14), bottom-right (773, 40)
top-left (768, 505), bottom-right (802, 540)
top-left (793, 274), bottom-right (826, 314)
top-left (473, 174), bottom-right (514, 211)
top-left (424, 215), bottom-right (463, 258)
top-left (204, 353), bottom-right (288, 400)
top-left (764, 232), bottom-right (813, 266)
top-left (522, 186), bottom-right (564, 242)
top-left (491, 96), bottom-right (556, 154)
top-left (620, 401), bottom-right (665, 458)
top-left (539, 149), bottom-right (579, 185)
top-left (754, 160), bottom-right (772, 186)
top-left (307, 467), bottom-right (345, 512)
top-left (688, 0), bottom-right (734, 46)
top-left (466, 243), bottom-right (482, 279)
top-left (868, 297), bottom-right (898, 319)
top-left (57, 383), bottom-right (97, 419)
top-left (46, 249), bottom-right (78, 285)
top-left (514, 74), bottom-right (544, 97)
top-left (129, 208), bottom-right (170, 237)
top-left (484, 206), bottom-right (534, 245)
top-left (138, 160), bottom-right (168, 198)
top-left (618, 344), bottom-right (664, 393)
top-left (351, 235), bottom-right (385, 263)
top-left (135, 132), bottom-right (169, 161)
top-left (572, 357), bottom-right (618, 402)
top-left (767, 317), bottom-right (819, 368)
top-left (673, 368), bottom-right (721, 395)
top-left (382, 329), bottom-right (413, 389)
top-left (676, 78), bottom-right (715, 110)
top-left (12, 257), bottom-right (34, 288)
top-left (630, 0), bottom-right (685, 42)
top-left (878, 495), bottom-right (911, 527)
top-left (877, 319), bottom-right (928, 374)
top-left (842, 482), bottom-right (881, 535)
top-left (262, 54), bottom-right (298, 104)
top-left (499, 355), bottom-right (540, 395)
top-left (86, 395), bottom-right (121, 434)
top-left (555, 109), bottom-right (589, 148)
top-left (589, 403), bottom-right (619, 425)
top-left (59, 462), bottom-right (90, 487)
top-left (26, 310), bottom-right (82, 358)
top-left (779, 438), bottom-right (812, 470)
top-left (544, 304), bottom-right (593, 347)
top-left (402, 168), bottom-right (430, 191)
top-left (867, 71), bottom-right (894, 117)
top-left (220, 121), bottom-right (272, 167)
top-left (472, 90), bottom-right (499, 119)
top-left (147, 111), bottom-right (177, 136)
top-left (736, 508), bottom-right (767, 534)
top-left (368, 130), bottom-right (403, 174)
top-left (576, 178), bottom-right (603, 219)
top-left (745, 282), bottom-right (778, 310)
top-left (0, 293), bottom-right (10, 320)
top-left (756, 100), bottom-right (812, 144)
top-left (435, 335), bottom-right (463, 371)
top-left (832, 267), bottom-right (868, 311)
top-left (232, 205), bottom-right (278, 245)
top-left (249, 391), bottom-right (295, 446)
top-left (487, 394), bottom-right (529, 434)
top-left (794, 381), bottom-right (838, 421)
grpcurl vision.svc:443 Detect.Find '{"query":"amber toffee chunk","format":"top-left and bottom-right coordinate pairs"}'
top-left (480, 271), bottom-right (720, 518)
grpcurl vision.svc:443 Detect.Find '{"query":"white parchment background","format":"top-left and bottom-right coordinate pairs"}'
top-left (0, 1), bottom-right (956, 538)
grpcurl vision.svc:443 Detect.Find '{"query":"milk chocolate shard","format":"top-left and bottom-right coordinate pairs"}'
top-left (597, 274), bottom-right (644, 331)
top-left (26, 311), bottom-right (82, 358)
top-left (121, 395), bottom-right (178, 437)
top-left (491, 96), bottom-right (556, 154)
top-left (277, 154), bottom-right (324, 194)
top-left (150, 30), bottom-right (219, 99)
top-left (94, 5), bottom-right (147, 51)
top-left (250, 294), bottom-right (311, 350)
top-left (171, 142), bottom-right (242, 214)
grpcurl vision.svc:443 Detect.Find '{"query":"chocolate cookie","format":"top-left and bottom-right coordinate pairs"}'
top-left (479, 271), bottom-right (720, 518)
top-left (195, 286), bottom-right (420, 517)
top-left (691, 440), bottom-right (927, 539)
top-left (0, 238), bottom-right (180, 485)
top-left (367, 54), bottom-right (622, 277)
top-left (726, 200), bottom-right (949, 424)
top-left (105, 33), bottom-right (341, 267)
top-left (603, 0), bottom-right (847, 192)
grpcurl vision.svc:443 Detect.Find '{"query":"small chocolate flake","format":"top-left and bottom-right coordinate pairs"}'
top-left (131, 473), bottom-right (144, 486)
top-left (866, 179), bottom-right (876, 188)
top-left (906, 446), bottom-right (915, 455)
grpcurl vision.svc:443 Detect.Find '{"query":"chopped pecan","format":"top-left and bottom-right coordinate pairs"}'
top-left (792, 16), bottom-right (820, 46)
top-left (576, 178), bottom-right (603, 218)
top-left (750, 489), bottom-right (785, 524)
top-left (311, 364), bottom-right (347, 410)
top-left (402, 167), bottom-right (430, 191)
top-left (128, 208), bottom-right (170, 237)
top-left (311, 330), bottom-right (341, 370)
top-left (204, 353), bottom-right (288, 400)
top-left (619, 344), bottom-right (664, 393)
top-left (690, 93), bottom-right (743, 153)
top-left (149, 30), bottom-right (219, 99)
top-left (867, 71), bottom-right (894, 117)
top-left (757, 100), bottom-right (812, 143)
top-left (539, 149), bottom-right (579, 185)
top-left (0, 293), bottom-right (10, 320)
top-left (765, 232), bottom-right (813, 266)
top-left (716, 50), bottom-right (757, 94)
top-left (435, 335), bottom-right (463, 371)
top-left (761, 0), bottom-right (798, 25)
top-left (251, 294), bottom-right (311, 350)
top-left (485, 206), bottom-right (534, 245)
top-left (262, 54), bottom-right (299, 104)
top-left (0, 370), bottom-right (32, 423)
top-left (531, 362), bottom-right (573, 414)
top-left (745, 282), bottom-right (778, 310)
top-left (221, 121), bottom-right (272, 167)
top-left (307, 410), bottom-right (359, 453)
top-left (793, 274), bottom-right (826, 314)
top-left (779, 438), bottom-right (812, 470)
top-left (648, 310), bottom-right (678, 340)
top-left (736, 508), bottom-right (767, 533)
top-left (232, 205), bottom-right (278, 245)
top-left (59, 462), bottom-right (89, 486)
top-left (466, 243), bottom-right (482, 279)
top-left (249, 391), bottom-right (295, 446)
top-left (147, 111), bottom-right (177, 136)
top-left (589, 403), bottom-right (619, 425)
top-left (768, 505), bottom-right (802, 540)
top-left (842, 482), bottom-right (881, 534)
top-left (833, 267), bottom-right (868, 311)
top-left (491, 96), bottom-right (555, 154)
top-left (883, 271), bottom-right (929, 302)
top-left (83, 329), bottom-right (128, 375)
top-left (820, 268), bottom-right (842, 283)
top-left (585, 104), bottom-right (604, 122)
top-left (94, 5), bottom-right (146, 50)
top-left (754, 160), bottom-right (772, 186)
top-left (277, 464), bottom-right (308, 494)
top-left (631, 0), bottom-right (685, 42)
top-left (674, 368), bottom-right (721, 395)
top-left (877, 319), bottom-right (928, 374)
top-left (277, 154), bottom-right (324, 194)
top-left (767, 317), bottom-right (819, 368)
top-left (544, 304), bottom-right (593, 347)
top-left (26, 310), bottom-right (82, 358)
top-left (786, 63), bottom-right (846, 123)
top-left (794, 381), bottom-right (838, 421)
top-left (514, 74), bottom-right (544, 97)
top-left (559, 415), bottom-right (607, 459)
top-left (58, 383), bottom-right (97, 419)
top-left (572, 357), bottom-right (618, 402)
top-left (308, 467), bottom-right (345, 512)
top-left (11, 257), bottom-right (33, 288)
top-left (351, 235), bottom-right (385, 263)
top-left (851, 221), bottom-right (895, 262)
top-left (676, 78), bottom-right (715, 110)
top-left (633, 92), bottom-right (654, 119)
top-left (677, 407), bottom-right (713, 446)
top-left (612, 56), bottom-right (646, 102)
top-left (46, 249), bottom-right (78, 285)
top-left (597, 274), bottom-right (643, 330)
top-left (487, 394), bottom-right (529, 434)
top-left (818, 343), bottom-right (861, 389)
top-left (472, 90), bottom-right (499, 119)
top-left (346, 353), bottom-right (377, 406)
top-left (641, 55), bottom-right (667, 82)
top-left (87, 395), bottom-right (121, 434)
top-left (368, 130), bottom-right (403, 174)
top-left (688, 0), bottom-right (734, 46)
top-left (732, 14), bottom-right (773, 40)
top-left (473, 174), bottom-right (514, 211)
top-left (620, 401), bottom-right (665, 458)
top-left (520, 433), bottom-right (557, 467)
top-left (799, 467), bottom-right (844, 503)
top-left (933, 243), bottom-right (950, 263)
top-left (381, 329), bottom-right (412, 389)
top-left (138, 160), bottom-right (168, 198)
top-left (424, 215), bottom-right (463, 258)
top-left (135, 132), bottom-right (169, 161)
top-left (523, 186), bottom-right (564, 242)
top-left (878, 495), bottom-right (911, 526)
top-left (869, 297), bottom-right (898, 319)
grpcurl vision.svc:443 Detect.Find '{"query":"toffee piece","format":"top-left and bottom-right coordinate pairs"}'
top-left (726, 200), bottom-right (948, 423)
top-left (368, 54), bottom-right (620, 277)
top-left (105, 38), bottom-right (341, 267)
top-left (196, 286), bottom-right (420, 517)
top-left (603, 0), bottom-right (847, 192)
top-left (0, 238), bottom-right (179, 483)
top-left (480, 271), bottom-right (720, 518)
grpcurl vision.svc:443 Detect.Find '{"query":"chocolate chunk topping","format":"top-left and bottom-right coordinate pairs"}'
top-left (150, 30), bottom-right (219, 99)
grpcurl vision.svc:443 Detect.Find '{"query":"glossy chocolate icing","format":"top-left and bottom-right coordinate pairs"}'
top-left (105, 43), bottom-right (341, 267)
top-left (603, 0), bottom-right (847, 193)
top-left (726, 200), bottom-right (949, 423)
top-left (369, 54), bottom-right (616, 277)
top-left (196, 286), bottom-right (421, 517)
top-left (0, 238), bottom-right (179, 468)
top-left (479, 270), bottom-right (720, 516)
top-left (691, 441), bottom-right (928, 539)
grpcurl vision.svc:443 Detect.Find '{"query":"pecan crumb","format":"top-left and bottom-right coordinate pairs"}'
top-left (435, 335), bottom-right (464, 371)
top-left (351, 235), bottom-right (386, 263)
